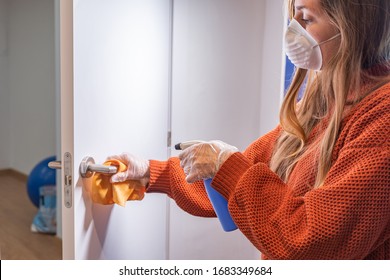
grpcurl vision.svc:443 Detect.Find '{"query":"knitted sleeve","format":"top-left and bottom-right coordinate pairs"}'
top-left (212, 87), bottom-right (390, 259)
top-left (146, 126), bottom-right (282, 217)
top-left (242, 126), bottom-right (282, 163)
top-left (147, 157), bottom-right (216, 217)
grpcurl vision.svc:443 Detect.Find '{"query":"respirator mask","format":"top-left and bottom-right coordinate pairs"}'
top-left (284, 19), bottom-right (340, 70)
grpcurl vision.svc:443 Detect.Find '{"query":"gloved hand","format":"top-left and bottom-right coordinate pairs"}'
top-left (178, 140), bottom-right (238, 183)
top-left (106, 153), bottom-right (150, 185)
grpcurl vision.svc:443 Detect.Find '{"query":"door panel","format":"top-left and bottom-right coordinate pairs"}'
top-left (62, 0), bottom-right (171, 259)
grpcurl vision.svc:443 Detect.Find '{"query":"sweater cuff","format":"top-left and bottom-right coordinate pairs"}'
top-left (146, 159), bottom-right (173, 197)
top-left (212, 152), bottom-right (252, 200)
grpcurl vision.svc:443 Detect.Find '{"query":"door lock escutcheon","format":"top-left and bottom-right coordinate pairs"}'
top-left (48, 152), bottom-right (72, 208)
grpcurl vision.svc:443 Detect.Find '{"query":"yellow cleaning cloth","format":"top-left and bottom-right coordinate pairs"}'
top-left (91, 159), bottom-right (145, 207)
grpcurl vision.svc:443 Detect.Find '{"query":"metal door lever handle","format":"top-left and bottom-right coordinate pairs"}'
top-left (48, 160), bottom-right (62, 169)
top-left (79, 156), bottom-right (117, 178)
top-left (49, 157), bottom-right (117, 178)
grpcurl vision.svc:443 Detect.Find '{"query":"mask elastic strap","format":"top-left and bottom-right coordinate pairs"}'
top-left (316, 33), bottom-right (341, 47)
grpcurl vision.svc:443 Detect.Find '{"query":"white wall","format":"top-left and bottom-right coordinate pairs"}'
top-left (168, 0), bottom-right (285, 260)
top-left (171, 0), bottom-right (266, 150)
top-left (6, 0), bottom-right (56, 174)
top-left (260, 0), bottom-right (285, 134)
top-left (169, 0), bottom-right (272, 259)
top-left (0, 0), bottom-right (10, 170)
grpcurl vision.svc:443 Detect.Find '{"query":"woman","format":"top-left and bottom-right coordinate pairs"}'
top-left (108, 0), bottom-right (390, 259)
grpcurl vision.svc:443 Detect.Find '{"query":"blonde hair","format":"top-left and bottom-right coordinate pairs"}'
top-left (270, 0), bottom-right (390, 187)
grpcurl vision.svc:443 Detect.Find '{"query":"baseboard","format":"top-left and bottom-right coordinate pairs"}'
top-left (0, 169), bottom-right (28, 181)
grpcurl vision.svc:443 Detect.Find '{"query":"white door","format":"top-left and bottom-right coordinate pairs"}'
top-left (59, 0), bottom-right (285, 259)
top-left (60, 0), bottom-right (171, 259)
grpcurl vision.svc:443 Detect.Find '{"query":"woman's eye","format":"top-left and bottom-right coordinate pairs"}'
top-left (302, 18), bottom-right (313, 24)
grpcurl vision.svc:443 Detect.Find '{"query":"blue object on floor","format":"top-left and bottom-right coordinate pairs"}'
top-left (27, 156), bottom-right (56, 208)
top-left (31, 185), bottom-right (56, 234)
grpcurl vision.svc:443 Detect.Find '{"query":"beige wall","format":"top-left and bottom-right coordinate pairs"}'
top-left (0, 0), bottom-right (56, 174)
top-left (0, 0), bottom-right (10, 170)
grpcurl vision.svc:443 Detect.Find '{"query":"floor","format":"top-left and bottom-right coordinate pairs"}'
top-left (0, 170), bottom-right (62, 260)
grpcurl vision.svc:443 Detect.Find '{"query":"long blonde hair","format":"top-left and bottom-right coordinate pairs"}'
top-left (270, 0), bottom-right (390, 187)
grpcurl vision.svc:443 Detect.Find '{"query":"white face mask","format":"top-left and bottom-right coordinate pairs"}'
top-left (284, 19), bottom-right (340, 70)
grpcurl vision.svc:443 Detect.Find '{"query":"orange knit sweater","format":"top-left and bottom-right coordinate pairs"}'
top-left (147, 82), bottom-right (390, 260)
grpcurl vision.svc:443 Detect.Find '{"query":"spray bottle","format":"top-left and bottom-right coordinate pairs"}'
top-left (175, 141), bottom-right (238, 232)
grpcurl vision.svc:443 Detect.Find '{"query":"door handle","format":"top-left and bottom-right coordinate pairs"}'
top-left (48, 155), bottom-right (117, 209)
top-left (79, 156), bottom-right (117, 178)
top-left (49, 157), bottom-right (117, 178)
top-left (48, 160), bottom-right (62, 169)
